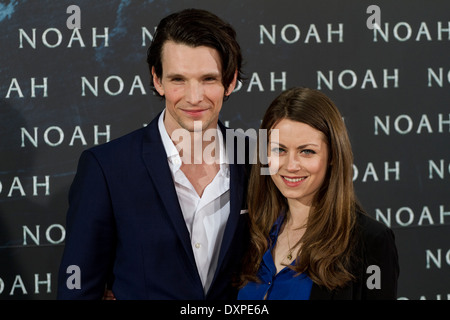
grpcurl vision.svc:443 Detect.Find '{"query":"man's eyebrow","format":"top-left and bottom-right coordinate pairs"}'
top-left (165, 73), bottom-right (184, 79)
top-left (165, 72), bottom-right (221, 79)
top-left (202, 72), bottom-right (221, 78)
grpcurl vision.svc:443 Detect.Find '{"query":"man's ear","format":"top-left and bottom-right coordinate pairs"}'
top-left (152, 66), bottom-right (165, 96)
top-left (225, 69), bottom-right (238, 96)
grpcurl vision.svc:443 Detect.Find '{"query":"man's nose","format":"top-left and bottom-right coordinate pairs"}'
top-left (185, 81), bottom-right (204, 104)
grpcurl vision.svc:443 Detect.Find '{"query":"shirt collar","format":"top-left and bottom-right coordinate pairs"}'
top-left (269, 210), bottom-right (287, 246)
top-left (158, 109), bottom-right (179, 159)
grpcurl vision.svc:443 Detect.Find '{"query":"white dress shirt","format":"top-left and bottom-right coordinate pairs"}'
top-left (158, 110), bottom-right (231, 293)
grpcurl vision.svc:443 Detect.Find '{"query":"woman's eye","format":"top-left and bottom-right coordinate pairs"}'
top-left (301, 149), bottom-right (316, 155)
top-left (271, 147), bottom-right (284, 154)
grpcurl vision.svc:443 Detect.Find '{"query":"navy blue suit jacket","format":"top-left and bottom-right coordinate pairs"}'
top-left (57, 114), bottom-right (250, 300)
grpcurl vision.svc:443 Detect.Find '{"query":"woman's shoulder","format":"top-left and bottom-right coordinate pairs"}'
top-left (354, 209), bottom-right (396, 247)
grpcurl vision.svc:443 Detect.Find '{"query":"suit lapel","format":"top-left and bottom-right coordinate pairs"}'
top-left (214, 122), bottom-right (246, 274)
top-left (141, 117), bottom-right (248, 295)
top-left (141, 115), bottom-right (198, 274)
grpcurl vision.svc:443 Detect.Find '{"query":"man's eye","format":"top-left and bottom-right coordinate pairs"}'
top-left (169, 77), bottom-right (184, 83)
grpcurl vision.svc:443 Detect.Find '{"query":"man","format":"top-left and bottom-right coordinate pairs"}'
top-left (57, 8), bottom-right (250, 300)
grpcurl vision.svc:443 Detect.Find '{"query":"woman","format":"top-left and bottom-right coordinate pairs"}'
top-left (238, 87), bottom-right (399, 300)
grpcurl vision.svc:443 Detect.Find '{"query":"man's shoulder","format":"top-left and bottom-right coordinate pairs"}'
top-left (89, 126), bottom-right (148, 155)
top-left (87, 112), bottom-right (161, 156)
top-left (220, 122), bottom-right (257, 168)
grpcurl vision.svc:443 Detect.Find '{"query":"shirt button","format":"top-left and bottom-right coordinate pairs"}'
top-left (195, 243), bottom-right (201, 249)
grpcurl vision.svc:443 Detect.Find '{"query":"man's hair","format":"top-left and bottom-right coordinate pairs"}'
top-left (147, 8), bottom-right (244, 97)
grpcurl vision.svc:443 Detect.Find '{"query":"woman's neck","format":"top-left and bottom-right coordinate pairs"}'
top-left (286, 199), bottom-right (311, 229)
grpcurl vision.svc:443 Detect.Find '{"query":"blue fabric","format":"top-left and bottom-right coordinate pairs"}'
top-left (238, 213), bottom-right (313, 300)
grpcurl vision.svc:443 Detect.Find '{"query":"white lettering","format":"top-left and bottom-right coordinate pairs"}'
top-left (259, 23), bottom-right (343, 44)
top-left (374, 114), bottom-right (449, 135)
top-left (373, 21), bottom-right (450, 42)
top-left (375, 205), bottom-right (450, 228)
top-left (21, 126), bottom-right (111, 147)
top-left (317, 69), bottom-right (398, 90)
top-left (23, 224), bottom-right (66, 245)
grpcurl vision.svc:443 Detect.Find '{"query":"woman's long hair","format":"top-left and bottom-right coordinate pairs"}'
top-left (240, 87), bottom-right (361, 291)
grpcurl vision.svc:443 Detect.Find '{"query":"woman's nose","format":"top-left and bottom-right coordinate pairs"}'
top-left (286, 153), bottom-right (301, 172)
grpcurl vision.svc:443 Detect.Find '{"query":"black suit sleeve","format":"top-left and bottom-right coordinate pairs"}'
top-left (57, 150), bottom-right (116, 299)
top-left (361, 221), bottom-right (400, 300)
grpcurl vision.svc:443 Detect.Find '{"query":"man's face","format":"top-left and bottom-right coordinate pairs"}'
top-left (153, 41), bottom-right (237, 135)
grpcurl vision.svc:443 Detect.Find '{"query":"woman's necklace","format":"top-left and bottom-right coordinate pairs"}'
top-left (286, 228), bottom-right (293, 260)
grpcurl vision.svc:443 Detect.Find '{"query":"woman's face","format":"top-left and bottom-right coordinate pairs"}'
top-left (268, 118), bottom-right (329, 207)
